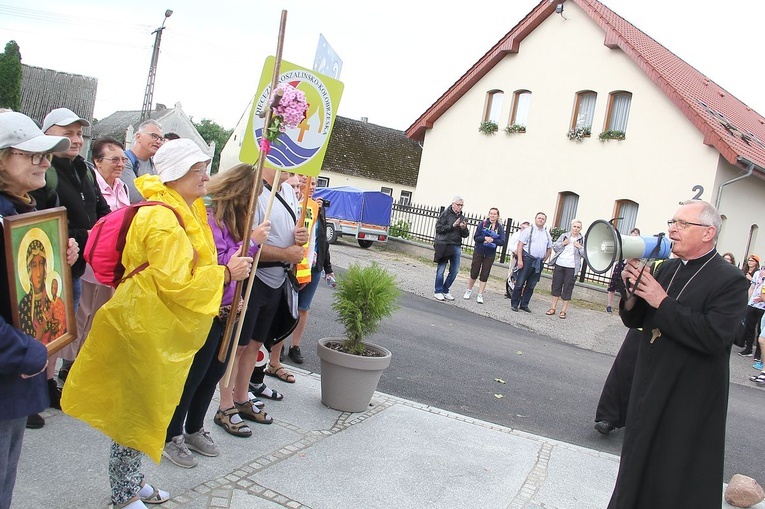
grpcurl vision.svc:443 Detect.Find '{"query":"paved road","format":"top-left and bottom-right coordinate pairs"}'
top-left (285, 243), bottom-right (765, 482)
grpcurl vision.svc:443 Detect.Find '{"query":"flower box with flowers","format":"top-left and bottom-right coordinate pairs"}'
top-left (504, 123), bottom-right (526, 134)
top-left (566, 126), bottom-right (591, 142)
top-left (479, 120), bottom-right (499, 135)
top-left (598, 130), bottom-right (626, 142)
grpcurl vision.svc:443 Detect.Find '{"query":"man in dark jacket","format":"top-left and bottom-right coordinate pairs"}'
top-left (433, 196), bottom-right (469, 301)
top-left (30, 108), bottom-right (110, 392)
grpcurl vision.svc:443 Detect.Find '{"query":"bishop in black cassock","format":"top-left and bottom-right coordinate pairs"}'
top-left (608, 201), bottom-right (748, 509)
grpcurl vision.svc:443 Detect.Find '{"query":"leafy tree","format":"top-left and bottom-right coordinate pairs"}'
top-left (0, 40), bottom-right (22, 110)
top-left (193, 118), bottom-right (232, 173)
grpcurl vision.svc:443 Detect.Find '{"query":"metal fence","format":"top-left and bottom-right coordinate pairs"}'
top-left (389, 202), bottom-right (613, 287)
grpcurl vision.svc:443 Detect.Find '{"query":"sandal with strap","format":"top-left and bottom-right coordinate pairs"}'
top-left (265, 363), bottom-right (296, 383)
top-left (234, 400), bottom-right (273, 424)
top-left (140, 484), bottom-right (170, 505)
top-left (214, 407), bottom-right (252, 437)
top-left (545, 308), bottom-right (556, 315)
top-left (251, 382), bottom-right (284, 401)
top-left (559, 311), bottom-right (567, 319)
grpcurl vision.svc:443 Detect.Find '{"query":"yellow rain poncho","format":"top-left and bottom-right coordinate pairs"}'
top-left (61, 175), bottom-right (224, 463)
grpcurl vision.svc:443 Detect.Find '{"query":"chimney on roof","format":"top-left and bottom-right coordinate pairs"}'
top-left (156, 103), bottom-right (167, 111)
top-left (360, 117), bottom-right (368, 123)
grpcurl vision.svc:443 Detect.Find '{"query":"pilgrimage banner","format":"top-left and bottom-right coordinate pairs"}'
top-left (240, 56), bottom-right (344, 177)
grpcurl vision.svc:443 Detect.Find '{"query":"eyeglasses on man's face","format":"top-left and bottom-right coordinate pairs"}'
top-left (667, 219), bottom-right (710, 230)
top-left (140, 132), bottom-right (164, 142)
top-left (10, 151), bottom-right (53, 165)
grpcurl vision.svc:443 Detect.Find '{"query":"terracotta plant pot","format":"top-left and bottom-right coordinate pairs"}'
top-left (317, 337), bottom-right (392, 412)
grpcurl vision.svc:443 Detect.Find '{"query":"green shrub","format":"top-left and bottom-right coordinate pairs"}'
top-left (332, 263), bottom-right (400, 355)
top-left (389, 219), bottom-right (411, 239)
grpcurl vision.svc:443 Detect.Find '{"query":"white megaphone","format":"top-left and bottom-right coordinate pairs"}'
top-left (584, 219), bottom-right (672, 274)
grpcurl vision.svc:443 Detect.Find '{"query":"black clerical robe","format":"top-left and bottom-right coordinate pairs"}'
top-left (595, 328), bottom-right (641, 428)
top-left (609, 249), bottom-right (748, 509)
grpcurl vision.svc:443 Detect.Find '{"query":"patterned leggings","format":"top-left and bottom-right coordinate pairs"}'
top-left (108, 441), bottom-right (144, 505)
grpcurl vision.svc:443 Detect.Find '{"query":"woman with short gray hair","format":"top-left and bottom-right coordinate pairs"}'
top-left (546, 219), bottom-right (585, 319)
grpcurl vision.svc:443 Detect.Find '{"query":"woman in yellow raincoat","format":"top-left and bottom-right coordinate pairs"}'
top-left (61, 139), bottom-right (253, 509)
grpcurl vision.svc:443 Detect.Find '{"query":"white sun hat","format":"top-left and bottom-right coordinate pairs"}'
top-left (154, 138), bottom-right (211, 183)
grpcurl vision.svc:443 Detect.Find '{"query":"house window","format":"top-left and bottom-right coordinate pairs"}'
top-left (572, 91), bottom-right (597, 130)
top-left (510, 90), bottom-right (531, 129)
top-left (605, 91), bottom-right (632, 132)
top-left (399, 190), bottom-right (412, 206)
top-left (613, 200), bottom-right (639, 235)
top-left (381, 187), bottom-right (393, 196)
top-left (317, 176), bottom-right (330, 187)
top-left (555, 192), bottom-right (579, 228)
top-left (484, 90), bottom-right (504, 123)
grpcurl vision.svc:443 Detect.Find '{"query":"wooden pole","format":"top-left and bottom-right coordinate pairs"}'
top-left (217, 10), bottom-right (288, 385)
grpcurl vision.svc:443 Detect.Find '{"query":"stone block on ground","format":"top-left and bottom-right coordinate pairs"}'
top-left (725, 474), bottom-right (765, 508)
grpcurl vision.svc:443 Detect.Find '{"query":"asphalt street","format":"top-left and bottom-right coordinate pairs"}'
top-left (285, 246), bottom-right (765, 482)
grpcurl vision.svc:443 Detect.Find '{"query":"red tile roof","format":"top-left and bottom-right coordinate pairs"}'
top-left (405, 0), bottom-right (765, 172)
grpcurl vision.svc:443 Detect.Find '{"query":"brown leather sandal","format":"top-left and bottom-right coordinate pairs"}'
top-left (214, 407), bottom-right (253, 437)
top-left (234, 400), bottom-right (273, 424)
top-left (265, 363), bottom-right (295, 383)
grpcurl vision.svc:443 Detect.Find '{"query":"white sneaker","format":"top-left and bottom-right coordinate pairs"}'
top-left (443, 292), bottom-right (455, 301)
top-left (477, 294), bottom-right (484, 304)
top-left (434, 293), bottom-right (445, 301)
top-left (463, 289), bottom-right (472, 299)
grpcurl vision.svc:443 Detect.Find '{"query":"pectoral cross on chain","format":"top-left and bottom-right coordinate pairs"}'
top-left (650, 328), bottom-right (662, 344)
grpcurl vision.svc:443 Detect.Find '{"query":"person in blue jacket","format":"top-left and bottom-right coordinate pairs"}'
top-left (0, 110), bottom-right (76, 509)
top-left (463, 207), bottom-right (505, 304)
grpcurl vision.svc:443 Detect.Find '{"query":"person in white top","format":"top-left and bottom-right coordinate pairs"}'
top-left (546, 219), bottom-right (585, 319)
top-left (510, 212), bottom-right (552, 311)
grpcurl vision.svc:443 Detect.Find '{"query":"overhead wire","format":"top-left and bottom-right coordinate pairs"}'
top-left (0, 4), bottom-right (152, 34)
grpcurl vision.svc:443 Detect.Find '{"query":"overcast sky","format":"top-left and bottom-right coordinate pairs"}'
top-left (1, 0), bottom-right (763, 131)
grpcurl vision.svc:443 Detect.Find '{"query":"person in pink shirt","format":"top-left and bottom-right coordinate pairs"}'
top-left (63, 138), bottom-right (131, 378)
top-left (92, 137), bottom-right (130, 210)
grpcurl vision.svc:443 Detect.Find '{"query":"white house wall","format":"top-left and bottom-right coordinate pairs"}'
top-left (713, 158), bottom-right (765, 261)
top-left (413, 2), bottom-right (738, 243)
top-left (219, 101), bottom-right (251, 171)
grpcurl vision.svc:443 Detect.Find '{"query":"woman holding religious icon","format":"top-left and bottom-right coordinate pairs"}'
top-left (0, 111), bottom-right (78, 508)
top-left (61, 139), bottom-right (253, 508)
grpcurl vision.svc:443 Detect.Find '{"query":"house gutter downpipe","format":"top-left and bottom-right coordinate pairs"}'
top-left (715, 159), bottom-right (755, 210)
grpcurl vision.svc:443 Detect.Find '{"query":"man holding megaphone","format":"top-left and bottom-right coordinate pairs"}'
top-left (607, 200), bottom-right (748, 509)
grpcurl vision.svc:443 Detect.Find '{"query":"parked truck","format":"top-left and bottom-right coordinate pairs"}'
top-left (312, 186), bottom-right (393, 248)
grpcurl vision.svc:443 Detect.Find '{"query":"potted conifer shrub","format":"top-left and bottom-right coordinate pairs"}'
top-left (317, 262), bottom-right (400, 412)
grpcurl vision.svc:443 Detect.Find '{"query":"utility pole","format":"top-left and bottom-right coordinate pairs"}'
top-left (140, 9), bottom-right (173, 122)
